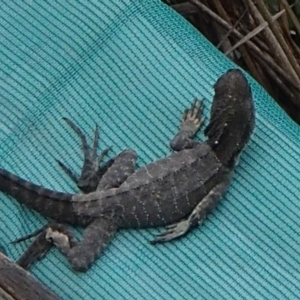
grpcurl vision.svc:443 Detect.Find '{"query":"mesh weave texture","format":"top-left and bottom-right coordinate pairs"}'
top-left (0, 1), bottom-right (300, 299)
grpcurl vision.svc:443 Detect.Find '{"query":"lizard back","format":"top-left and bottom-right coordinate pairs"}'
top-left (72, 69), bottom-right (254, 229)
top-left (72, 143), bottom-right (229, 228)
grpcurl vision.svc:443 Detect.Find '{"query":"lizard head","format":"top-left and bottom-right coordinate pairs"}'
top-left (204, 69), bottom-right (255, 168)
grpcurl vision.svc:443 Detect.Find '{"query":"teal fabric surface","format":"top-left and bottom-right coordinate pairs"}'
top-left (0, 1), bottom-right (300, 299)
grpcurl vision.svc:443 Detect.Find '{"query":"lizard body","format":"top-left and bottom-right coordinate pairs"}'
top-left (0, 69), bottom-right (255, 271)
top-left (72, 144), bottom-right (227, 228)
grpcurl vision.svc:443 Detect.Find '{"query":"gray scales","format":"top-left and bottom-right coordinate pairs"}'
top-left (0, 69), bottom-right (255, 272)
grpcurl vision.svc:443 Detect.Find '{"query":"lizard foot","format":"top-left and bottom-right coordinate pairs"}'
top-left (45, 226), bottom-right (75, 253)
top-left (181, 99), bottom-right (204, 135)
top-left (150, 219), bottom-right (190, 244)
top-left (13, 223), bottom-right (77, 270)
top-left (57, 118), bottom-right (113, 193)
top-left (13, 223), bottom-right (56, 269)
top-left (16, 230), bottom-right (52, 270)
top-left (15, 223), bottom-right (76, 270)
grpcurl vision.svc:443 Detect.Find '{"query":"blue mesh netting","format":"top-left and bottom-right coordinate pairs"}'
top-left (0, 1), bottom-right (300, 299)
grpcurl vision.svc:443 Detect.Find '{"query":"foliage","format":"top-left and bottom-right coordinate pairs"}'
top-left (167, 0), bottom-right (300, 124)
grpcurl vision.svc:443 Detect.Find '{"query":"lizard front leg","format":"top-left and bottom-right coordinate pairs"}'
top-left (150, 175), bottom-right (231, 244)
top-left (170, 99), bottom-right (204, 151)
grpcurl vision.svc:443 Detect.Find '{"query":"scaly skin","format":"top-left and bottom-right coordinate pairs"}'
top-left (0, 69), bottom-right (255, 271)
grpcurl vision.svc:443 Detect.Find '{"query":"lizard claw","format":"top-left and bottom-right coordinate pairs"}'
top-left (181, 99), bottom-right (204, 134)
top-left (12, 224), bottom-right (51, 244)
top-left (59, 118), bottom-right (112, 193)
top-left (56, 160), bottom-right (78, 184)
top-left (150, 219), bottom-right (190, 244)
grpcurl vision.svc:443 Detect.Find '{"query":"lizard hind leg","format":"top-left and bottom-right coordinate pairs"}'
top-left (15, 219), bottom-right (118, 272)
top-left (170, 99), bottom-right (205, 151)
top-left (45, 218), bottom-right (118, 272)
top-left (49, 149), bottom-right (138, 270)
top-left (15, 223), bottom-right (70, 270)
top-left (57, 118), bottom-right (114, 193)
top-left (96, 148), bottom-right (137, 190)
top-left (15, 149), bottom-right (137, 271)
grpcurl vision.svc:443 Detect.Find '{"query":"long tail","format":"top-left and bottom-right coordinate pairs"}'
top-left (0, 168), bottom-right (75, 223)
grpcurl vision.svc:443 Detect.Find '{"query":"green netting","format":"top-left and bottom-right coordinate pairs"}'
top-left (0, 1), bottom-right (300, 299)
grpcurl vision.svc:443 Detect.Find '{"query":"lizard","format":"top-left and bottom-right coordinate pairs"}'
top-left (0, 68), bottom-right (255, 272)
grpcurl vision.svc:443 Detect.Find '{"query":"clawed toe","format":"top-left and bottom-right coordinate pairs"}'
top-left (180, 99), bottom-right (204, 134)
top-left (150, 229), bottom-right (180, 244)
top-left (12, 223), bottom-right (51, 244)
top-left (59, 118), bottom-right (111, 193)
top-left (183, 99), bottom-right (203, 122)
top-left (57, 160), bottom-right (79, 184)
top-left (94, 147), bottom-right (111, 169)
top-left (150, 219), bottom-right (190, 244)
